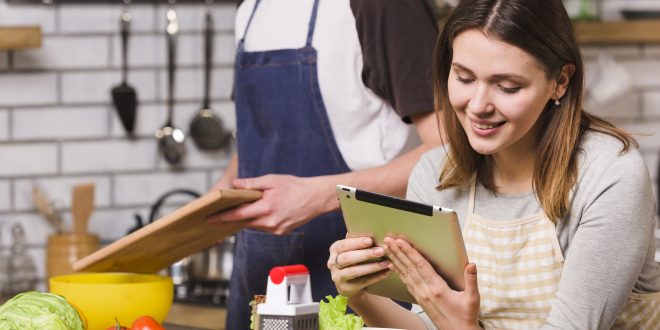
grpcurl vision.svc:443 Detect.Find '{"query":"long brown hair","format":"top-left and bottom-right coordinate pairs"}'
top-left (434, 0), bottom-right (637, 221)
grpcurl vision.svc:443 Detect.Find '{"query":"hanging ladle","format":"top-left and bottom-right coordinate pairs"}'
top-left (189, 1), bottom-right (231, 151)
top-left (156, 4), bottom-right (186, 165)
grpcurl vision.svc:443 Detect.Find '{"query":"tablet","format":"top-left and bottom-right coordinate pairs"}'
top-left (336, 185), bottom-right (468, 303)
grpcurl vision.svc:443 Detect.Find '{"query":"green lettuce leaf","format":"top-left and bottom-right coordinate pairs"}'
top-left (319, 295), bottom-right (364, 330)
top-left (0, 291), bottom-right (84, 330)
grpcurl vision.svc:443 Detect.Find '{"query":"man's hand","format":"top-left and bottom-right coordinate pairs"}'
top-left (207, 174), bottom-right (333, 235)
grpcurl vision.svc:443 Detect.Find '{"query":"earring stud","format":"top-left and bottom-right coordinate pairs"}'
top-left (555, 99), bottom-right (560, 106)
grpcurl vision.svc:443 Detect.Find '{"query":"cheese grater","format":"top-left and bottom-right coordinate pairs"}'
top-left (257, 265), bottom-right (319, 330)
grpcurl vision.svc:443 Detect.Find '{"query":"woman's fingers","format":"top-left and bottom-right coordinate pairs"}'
top-left (383, 237), bottom-right (409, 277)
top-left (334, 258), bottom-right (391, 282)
top-left (330, 237), bottom-right (373, 255)
top-left (328, 237), bottom-right (383, 270)
top-left (385, 237), bottom-right (451, 292)
top-left (336, 268), bottom-right (391, 296)
top-left (464, 263), bottom-right (480, 302)
top-left (328, 237), bottom-right (391, 298)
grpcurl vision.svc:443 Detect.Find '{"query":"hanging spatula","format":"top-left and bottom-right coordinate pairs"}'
top-left (72, 183), bottom-right (95, 236)
top-left (111, 9), bottom-right (138, 136)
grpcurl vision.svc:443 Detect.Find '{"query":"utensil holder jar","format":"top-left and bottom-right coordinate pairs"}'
top-left (46, 233), bottom-right (100, 282)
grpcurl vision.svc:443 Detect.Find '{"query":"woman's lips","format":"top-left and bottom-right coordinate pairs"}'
top-left (470, 120), bottom-right (505, 137)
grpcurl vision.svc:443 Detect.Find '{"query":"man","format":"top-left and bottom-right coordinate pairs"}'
top-left (208, 1), bottom-right (441, 328)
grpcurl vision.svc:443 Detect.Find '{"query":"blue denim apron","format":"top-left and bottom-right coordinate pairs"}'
top-left (227, 0), bottom-right (350, 328)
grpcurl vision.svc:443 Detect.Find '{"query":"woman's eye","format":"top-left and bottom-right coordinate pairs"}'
top-left (499, 85), bottom-right (521, 94)
top-left (456, 76), bottom-right (474, 84)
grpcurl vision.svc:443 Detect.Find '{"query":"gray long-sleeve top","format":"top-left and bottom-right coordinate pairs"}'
top-left (407, 131), bottom-right (660, 329)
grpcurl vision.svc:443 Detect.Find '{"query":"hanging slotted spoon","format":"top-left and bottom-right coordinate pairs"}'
top-left (156, 6), bottom-right (186, 165)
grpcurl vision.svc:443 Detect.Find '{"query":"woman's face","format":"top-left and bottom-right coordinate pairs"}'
top-left (448, 29), bottom-right (556, 157)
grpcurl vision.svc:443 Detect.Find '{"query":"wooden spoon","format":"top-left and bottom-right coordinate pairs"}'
top-left (72, 183), bottom-right (95, 236)
top-left (32, 186), bottom-right (64, 233)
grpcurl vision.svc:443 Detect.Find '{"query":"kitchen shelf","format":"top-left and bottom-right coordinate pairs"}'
top-left (0, 26), bottom-right (42, 50)
top-left (574, 19), bottom-right (660, 44)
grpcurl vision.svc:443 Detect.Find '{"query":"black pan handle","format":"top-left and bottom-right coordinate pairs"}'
top-left (148, 189), bottom-right (201, 223)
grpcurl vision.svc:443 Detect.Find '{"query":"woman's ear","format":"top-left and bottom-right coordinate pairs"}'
top-left (555, 64), bottom-right (576, 98)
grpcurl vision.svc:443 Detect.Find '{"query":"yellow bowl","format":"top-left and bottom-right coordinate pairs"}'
top-left (50, 273), bottom-right (173, 330)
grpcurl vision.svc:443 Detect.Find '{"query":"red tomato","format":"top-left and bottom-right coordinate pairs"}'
top-left (131, 316), bottom-right (165, 330)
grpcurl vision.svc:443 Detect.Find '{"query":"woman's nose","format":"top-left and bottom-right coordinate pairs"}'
top-left (466, 85), bottom-right (494, 116)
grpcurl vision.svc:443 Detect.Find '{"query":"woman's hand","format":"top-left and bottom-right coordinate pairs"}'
top-left (384, 237), bottom-right (481, 330)
top-left (328, 237), bottom-right (392, 299)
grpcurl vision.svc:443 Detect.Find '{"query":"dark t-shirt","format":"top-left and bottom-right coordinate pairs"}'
top-left (351, 0), bottom-right (438, 122)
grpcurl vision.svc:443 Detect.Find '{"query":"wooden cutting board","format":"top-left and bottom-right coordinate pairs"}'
top-left (73, 189), bottom-right (261, 273)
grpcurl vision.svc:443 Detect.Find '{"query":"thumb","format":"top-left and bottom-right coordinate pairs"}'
top-left (464, 263), bottom-right (479, 297)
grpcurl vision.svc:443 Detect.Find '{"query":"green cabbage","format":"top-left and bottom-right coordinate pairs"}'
top-left (0, 291), bottom-right (84, 330)
top-left (319, 295), bottom-right (364, 330)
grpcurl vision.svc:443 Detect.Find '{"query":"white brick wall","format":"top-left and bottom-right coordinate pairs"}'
top-left (0, 1), bottom-right (236, 290)
top-left (113, 171), bottom-right (206, 206)
top-left (623, 60), bottom-right (660, 89)
top-left (0, 73), bottom-right (58, 107)
top-left (0, 3), bottom-right (57, 34)
top-left (59, 4), bottom-right (156, 34)
top-left (154, 4), bottom-right (236, 33)
top-left (0, 109), bottom-right (8, 141)
top-left (0, 144), bottom-right (58, 177)
top-left (157, 67), bottom-right (233, 102)
top-left (13, 107), bottom-right (109, 140)
top-left (110, 34), bottom-right (165, 68)
top-left (61, 140), bottom-right (158, 173)
top-left (643, 91), bottom-right (660, 119)
top-left (14, 36), bottom-right (111, 70)
top-left (61, 70), bottom-right (158, 104)
top-left (0, 180), bottom-right (10, 211)
top-left (13, 176), bottom-right (112, 211)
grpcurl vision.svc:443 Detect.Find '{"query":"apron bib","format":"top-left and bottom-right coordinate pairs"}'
top-left (462, 180), bottom-right (660, 329)
top-left (227, 0), bottom-right (350, 329)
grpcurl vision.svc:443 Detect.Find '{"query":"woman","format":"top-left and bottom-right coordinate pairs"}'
top-left (327, 0), bottom-right (660, 329)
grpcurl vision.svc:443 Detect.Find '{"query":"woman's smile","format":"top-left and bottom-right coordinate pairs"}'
top-left (470, 118), bottom-right (507, 137)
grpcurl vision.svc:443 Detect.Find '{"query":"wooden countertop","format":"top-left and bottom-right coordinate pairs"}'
top-left (165, 303), bottom-right (226, 330)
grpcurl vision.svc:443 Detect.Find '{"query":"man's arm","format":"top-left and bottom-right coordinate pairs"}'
top-left (311, 111), bottom-right (443, 215)
top-left (210, 111), bottom-right (443, 235)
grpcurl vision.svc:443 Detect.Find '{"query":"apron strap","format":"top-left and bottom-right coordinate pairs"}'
top-left (468, 175), bottom-right (477, 214)
top-left (239, 0), bottom-right (262, 50)
top-left (240, 0), bottom-right (321, 50)
top-left (305, 0), bottom-right (321, 47)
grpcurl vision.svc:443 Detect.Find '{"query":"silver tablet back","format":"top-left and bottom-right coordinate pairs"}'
top-left (336, 185), bottom-right (468, 303)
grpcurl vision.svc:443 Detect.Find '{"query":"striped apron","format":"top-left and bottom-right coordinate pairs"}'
top-left (462, 180), bottom-right (660, 329)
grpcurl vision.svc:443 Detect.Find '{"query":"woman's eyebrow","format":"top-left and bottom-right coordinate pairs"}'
top-left (452, 62), bottom-right (527, 81)
top-left (452, 62), bottom-right (473, 74)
